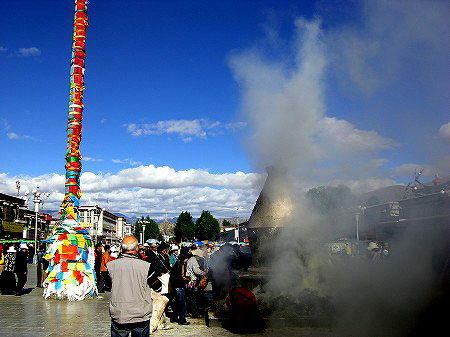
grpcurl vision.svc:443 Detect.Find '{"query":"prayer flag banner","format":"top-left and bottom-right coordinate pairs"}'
top-left (43, 0), bottom-right (97, 301)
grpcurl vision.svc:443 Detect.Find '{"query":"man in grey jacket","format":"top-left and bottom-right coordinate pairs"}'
top-left (107, 235), bottom-right (160, 337)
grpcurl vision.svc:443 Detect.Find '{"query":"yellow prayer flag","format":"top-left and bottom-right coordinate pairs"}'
top-left (76, 263), bottom-right (85, 272)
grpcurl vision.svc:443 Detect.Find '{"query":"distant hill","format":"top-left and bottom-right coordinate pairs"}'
top-left (156, 217), bottom-right (178, 224)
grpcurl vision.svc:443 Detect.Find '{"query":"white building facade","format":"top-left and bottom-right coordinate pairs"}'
top-left (79, 205), bottom-right (119, 244)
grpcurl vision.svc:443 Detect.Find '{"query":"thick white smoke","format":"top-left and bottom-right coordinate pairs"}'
top-left (229, 1), bottom-right (449, 336)
top-left (229, 18), bottom-right (326, 172)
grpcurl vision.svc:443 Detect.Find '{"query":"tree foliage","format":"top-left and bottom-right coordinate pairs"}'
top-left (144, 216), bottom-right (163, 241)
top-left (195, 210), bottom-right (220, 241)
top-left (306, 185), bottom-right (353, 214)
top-left (174, 211), bottom-right (195, 242)
top-left (222, 219), bottom-right (233, 228)
top-left (133, 219), bottom-right (143, 240)
top-left (134, 216), bottom-right (162, 242)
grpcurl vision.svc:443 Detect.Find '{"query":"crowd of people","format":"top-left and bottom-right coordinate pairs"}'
top-left (94, 239), bottom-right (213, 333)
top-left (1, 237), bottom-right (265, 336)
top-left (0, 242), bottom-right (47, 296)
top-left (102, 236), bottom-right (265, 336)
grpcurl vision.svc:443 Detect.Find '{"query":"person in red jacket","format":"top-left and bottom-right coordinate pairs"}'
top-left (225, 277), bottom-right (266, 334)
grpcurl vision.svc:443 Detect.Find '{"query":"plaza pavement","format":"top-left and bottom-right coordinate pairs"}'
top-left (0, 266), bottom-right (338, 337)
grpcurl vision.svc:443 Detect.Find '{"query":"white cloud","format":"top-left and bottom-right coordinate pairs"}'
top-left (83, 157), bottom-right (104, 162)
top-left (112, 158), bottom-right (142, 166)
top-left (17, 47), bottom-right (41, 56)
top-left (438, 122), bottom-right (450, 142)
top-left (6, 132), bottom-right (19, 140)
top-left (6, 132), bottom-right (33, 140)
top-left (125, 120), bottom-right (208, 139)
top-left (0, 166), bottom-right (265, 219)
top-left (225, 121), bottom-right (247, 131)
top-left (317, 117), bottom-right (396, 153)
top-left (3, 120), bottom-right (34, 140)
top-left (0, 164), bottom-right (409, 219)
top-left (80, 165), bottom-right (264, 192)
top-left (125, 119), bottom-right (247, 141)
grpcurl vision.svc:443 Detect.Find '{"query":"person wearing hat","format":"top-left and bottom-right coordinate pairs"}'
top-left (1, 245), bottom-right (17, 295)
top-left (150, 242), bottom-right (172, 333)
top-left (15, 243), bottom-right (28, 295)
top-left (169, 245), bottom-right (179, 268)
top-left (145, 243), bottom-right (157, 264)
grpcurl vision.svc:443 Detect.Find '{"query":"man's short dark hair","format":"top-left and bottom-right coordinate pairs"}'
top-left (105, 245), bottom-right (110, 251)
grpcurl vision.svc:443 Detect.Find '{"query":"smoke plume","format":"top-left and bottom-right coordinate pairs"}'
top-left (230, 1), bottom-right (449, 336)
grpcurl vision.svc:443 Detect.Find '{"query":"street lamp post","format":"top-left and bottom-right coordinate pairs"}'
top-left (355, 212), bottom-right (360, 256)
top-left (95, 207), bottom-right (99, 245)
top-left (30, 188), bottom-right (50, 264)
top-left (355, 205), bottom-right (365, 256)
top-left (142, 223), bottom-right (146, 244)
top-left (236, 208), bottom-right (240, 243)
top-left (90, 207), bottom-right (98, 245)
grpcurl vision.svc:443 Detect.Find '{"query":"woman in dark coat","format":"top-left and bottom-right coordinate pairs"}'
top-left (1, 246), bottom-right (17, 295)
top-left (15, 243), bottom-right (28, 295)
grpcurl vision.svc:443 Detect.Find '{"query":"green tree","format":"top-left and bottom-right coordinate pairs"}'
top-left (195, 211), bottom-right (220, 241)
top-left (143, 216), bottom-right (162, 241)
top-left (133, 217), bottom-right (143, 239)
top-left (174, 211), bottom-right (195, 242)
top-left (306, 185), bottom-right (353, 214)
top-left (133, 216), bottom-right (162, 242)
top-left (222, 219), bottom-right (233, 228)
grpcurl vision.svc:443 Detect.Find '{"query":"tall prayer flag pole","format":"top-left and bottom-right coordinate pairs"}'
top-left (43, 0), bottom-right (97, 301)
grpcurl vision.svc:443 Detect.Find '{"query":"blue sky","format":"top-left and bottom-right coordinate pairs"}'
top-left (1, 0), bottom-right (449, 218)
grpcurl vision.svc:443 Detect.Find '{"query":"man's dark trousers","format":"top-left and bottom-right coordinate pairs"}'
top-left (174, 287), bottom-right (187, 323)
top-left (99, 271), bottom-right (111, 292)
top-left (111, 319), bottom-right (149, 337)
top-left (16, 272), bottom-right (27, 293)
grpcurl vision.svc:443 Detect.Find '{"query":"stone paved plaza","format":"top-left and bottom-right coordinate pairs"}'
top-left (0, 267), bottom-right (338, 337)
